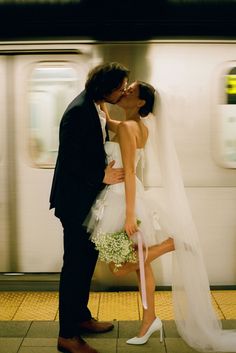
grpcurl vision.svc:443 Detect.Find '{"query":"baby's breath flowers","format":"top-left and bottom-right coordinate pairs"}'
top-left (92, 221), bottom-right (141, 271)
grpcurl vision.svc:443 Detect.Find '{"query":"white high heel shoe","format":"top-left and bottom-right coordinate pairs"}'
top-left (126, 317), bottom-right (163, 345)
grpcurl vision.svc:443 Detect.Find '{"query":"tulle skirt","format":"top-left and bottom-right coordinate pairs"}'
top-left (84, 179), bottom-right (172, 247)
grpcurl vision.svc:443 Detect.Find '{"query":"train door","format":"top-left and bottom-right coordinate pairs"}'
top-left (0, 56), bottom-right (9, 271)
top-left (213, 61), bottom-right (236, 168)
top-left (8, 51), bottom-right (91, 272)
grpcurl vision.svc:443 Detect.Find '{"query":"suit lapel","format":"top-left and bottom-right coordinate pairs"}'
top-left (85, 94), bottom-right (104, 145)
top-left (83, 91), bottom-right (109, 144)
top-left (105, 124), bottom-right (109, 142)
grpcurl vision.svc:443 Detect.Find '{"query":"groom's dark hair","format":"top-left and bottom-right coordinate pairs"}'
top-left (85, 62), bottom-right (129, 101)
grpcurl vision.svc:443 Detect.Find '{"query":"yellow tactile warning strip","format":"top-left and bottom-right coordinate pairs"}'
top-left (211, 290), bottom-right (236, 305)
top-left (154, 291), bottom-right (175, 320)
top-left (0, 291), bottom-right (235, 321)
top-left (13, 292), bottom-right (59, 321)
top-left (137, 291), bottom-right (175, 320)
top-left (211, 290), bottom-right (236, 319)
top-left (210, 295), bottom-right (225, 320)
top-left (98, 292), bottom-right (140, 321)
top-left (0, 292), bottom-right (25, 320)
top-left (88, 292), bottom-right (100, 320)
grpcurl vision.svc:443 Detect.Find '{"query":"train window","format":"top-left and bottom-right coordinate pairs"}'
top-left (28, 65), bottom-right (79, 168)
top-left (227, 68), bottom-right (236, 104)
top-left (213, 65), bottom-right (236, 168)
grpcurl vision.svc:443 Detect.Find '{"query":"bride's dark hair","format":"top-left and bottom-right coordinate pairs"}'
top-left (137, 81), bottom-right (156, 117)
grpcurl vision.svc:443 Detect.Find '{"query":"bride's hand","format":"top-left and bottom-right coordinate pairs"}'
top-left (100, 102), bottom-right (106, 111)
top-left (125, 216), bottom-right (139, 237)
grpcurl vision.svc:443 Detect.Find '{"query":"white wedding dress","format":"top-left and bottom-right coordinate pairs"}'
top-left (85, 141), bottom-right (170, 246)
top-left (84, 99), bottom-right (236, 352)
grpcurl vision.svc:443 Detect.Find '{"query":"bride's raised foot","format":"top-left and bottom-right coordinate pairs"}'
top-left (146, 237), bottom-right (175, 263)
top-left (163, 237), bottom-right (175, 251)
top-left (126, 317), bottom-right (163, 345)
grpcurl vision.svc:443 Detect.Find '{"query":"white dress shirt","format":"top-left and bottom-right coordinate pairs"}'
top-left (94, 103), bottom-right (107, 144)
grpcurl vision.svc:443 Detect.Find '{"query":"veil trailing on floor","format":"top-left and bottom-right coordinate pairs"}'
top-left (142, 90), bottom-right (236, 352)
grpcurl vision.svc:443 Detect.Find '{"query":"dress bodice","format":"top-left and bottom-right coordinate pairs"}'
top-left (105, 141), bottom-right (143, 169)
top-left (104, 141), bottom-right (144, 194)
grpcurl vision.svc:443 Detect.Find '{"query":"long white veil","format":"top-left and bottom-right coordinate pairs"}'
top-left (142, 90), bottom-right (236, 352)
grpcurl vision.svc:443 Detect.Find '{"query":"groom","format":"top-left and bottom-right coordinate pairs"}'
top-left (49, 62), bottom-right (129, 353)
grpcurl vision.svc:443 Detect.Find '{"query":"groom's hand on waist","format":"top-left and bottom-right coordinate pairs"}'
top-left (103, 160), bottom-right (124, 185)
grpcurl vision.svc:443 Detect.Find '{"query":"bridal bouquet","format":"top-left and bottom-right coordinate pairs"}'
top-left (93, 221), bottom-right (141, 271)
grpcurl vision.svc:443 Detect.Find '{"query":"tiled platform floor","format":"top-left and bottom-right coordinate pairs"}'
top-left (1, 320), bottom-right (236, 353)
top-left (0, 291), bottom-right (236, 353)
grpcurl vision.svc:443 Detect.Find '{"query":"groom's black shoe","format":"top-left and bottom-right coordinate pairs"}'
top-left (78, 318), bottom-right (114, 333)
top-left (58, 335), bottom-right (99, 353)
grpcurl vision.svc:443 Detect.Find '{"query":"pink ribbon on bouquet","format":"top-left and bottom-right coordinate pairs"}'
top-left (136, 231), bottom-right (148, 310)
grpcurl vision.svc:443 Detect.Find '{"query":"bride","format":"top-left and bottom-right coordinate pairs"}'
top-left (84, 80), bottom-right (236, 351)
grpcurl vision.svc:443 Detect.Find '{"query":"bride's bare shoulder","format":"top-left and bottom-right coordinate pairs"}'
top-left (116, 121), bottom-right (136, 146)
top-left (117, 120), bottom-right (136, 135)
top-left (117, 120), bottom-right (147, 148)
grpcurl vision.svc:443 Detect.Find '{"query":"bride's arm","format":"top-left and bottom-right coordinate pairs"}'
top-left (117, 122), bottom-right (138, 237)
top-left (100, 102), bottom-right (121, 133)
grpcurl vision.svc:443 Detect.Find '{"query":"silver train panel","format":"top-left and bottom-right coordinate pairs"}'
top-left (0, 41), bottom-right (236, 287)
top-left (0, 56), bottom-right (9, 271)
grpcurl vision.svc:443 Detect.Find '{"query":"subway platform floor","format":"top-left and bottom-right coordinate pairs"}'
top-left (0, 290), bottom-right (236, 353)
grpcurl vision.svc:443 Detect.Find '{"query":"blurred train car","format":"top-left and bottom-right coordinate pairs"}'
top-left (0, 1), bottom-right (236, 289)
top-left (1, 40), bottom-right (236, 289)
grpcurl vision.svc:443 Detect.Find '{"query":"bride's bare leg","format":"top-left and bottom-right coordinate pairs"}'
top-left (146, 237), bottom-right (175, 263)
top-left (110, 237), bottom-right (175, 277)
top-left (136, 263), bottom-right (156, 337)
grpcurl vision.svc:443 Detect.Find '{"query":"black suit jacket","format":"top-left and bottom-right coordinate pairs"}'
top-left (49, 90), bottom-right (108, 224)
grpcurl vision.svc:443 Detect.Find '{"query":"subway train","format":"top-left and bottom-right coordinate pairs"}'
top-left (0, 38), bottom-right (236, 290)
